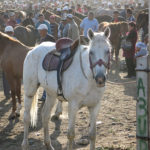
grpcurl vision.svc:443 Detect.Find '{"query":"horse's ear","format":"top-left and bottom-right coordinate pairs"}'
top-left (88, 29), bottom-right (94, 40)
top-left (70, 39), bottom-right (80, 50)
top-left (104, 27), bottom-right (111, 38)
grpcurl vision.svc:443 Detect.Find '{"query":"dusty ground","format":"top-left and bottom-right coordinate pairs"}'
top-left (0, 60), bottom-right (136, 150)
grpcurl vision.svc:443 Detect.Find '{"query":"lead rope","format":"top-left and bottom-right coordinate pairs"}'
top-left (79, 50), bottom-right (88, 80)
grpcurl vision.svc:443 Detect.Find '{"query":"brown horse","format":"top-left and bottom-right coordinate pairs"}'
top-left (0, 32), bottom-right (31, 119)
top-left (99, 21), bottom-right (128, 61)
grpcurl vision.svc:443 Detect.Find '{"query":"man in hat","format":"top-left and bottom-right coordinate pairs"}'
top-left (38, 24), bottom-right (55, 43)
top-left (36, 13), bottom-right (51, 34)
top-left (67, 14), bottom-right (79, 41)
top-left (7, 12), bottom-right (17, 28)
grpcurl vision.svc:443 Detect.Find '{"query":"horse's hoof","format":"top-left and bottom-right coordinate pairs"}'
top-left (51, 115), bottom-right (60, 121)
top-left (16, 113), bottom-right (20, 117)
top-left (9, 114), bottom-right (16, 120)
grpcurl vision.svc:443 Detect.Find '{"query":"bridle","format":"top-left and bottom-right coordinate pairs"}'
top-left (89, 51), bottom-right (111, 78)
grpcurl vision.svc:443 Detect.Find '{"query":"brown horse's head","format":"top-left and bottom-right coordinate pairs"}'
top-left (136, 12), bottom-right (148, 30)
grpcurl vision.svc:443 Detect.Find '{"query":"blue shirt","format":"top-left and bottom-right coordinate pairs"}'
top-left (80, 17), bottom-right (99, 37)
top-left (135, 43), bottom-right (148, 58)
top-left (36, 20), bottom-right (51, 34)
top-left (127, 15), bottom-right (135, 22)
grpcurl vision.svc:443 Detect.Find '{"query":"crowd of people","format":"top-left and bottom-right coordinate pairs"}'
top-left (0, 0), bottom-right (148, 100)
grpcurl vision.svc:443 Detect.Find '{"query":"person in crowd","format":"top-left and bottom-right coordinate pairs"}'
top-left (49, 15), bottom-right (58, 40)
top-left (76, 4), bottom-right (82, 13)
top-left (22, 12), bottom-right (35, 26)
top-left (35, 13), bottom-right (51, 34)
top-left (120, 4), bottom-right (129, 19)
top-left (7, 12), bottom-right (17, 28)
top-left (38, 24), bottom-right (55, 101)
top-left (67, 14), bottom-right (79, 41)
top-left (123, 21), bottom-right (137, 78)
top-left (62, 18), bottom-right (69, 37)
top-left (126, 8), bottom-right (135, 22)
top-left (80, 11), bottom-right (99, 37)
top-left (3, 26), bottom-right (16, 99)
top-left (38, 24), bottom-right (55, 43)
top-left (111, 10), bottom-right (125, 22)
top-left (62, 6), bottom-right (69, 18)
top-left (82, 5), bottom-right (88, 15)
top-left (135, 42), bottom-right (148, 58)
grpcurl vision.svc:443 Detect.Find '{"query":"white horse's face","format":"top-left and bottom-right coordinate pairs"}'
top-left (88, 28), bottom-right (111, 87)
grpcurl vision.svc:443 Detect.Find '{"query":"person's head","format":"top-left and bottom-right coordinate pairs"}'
top-left (9, 12), bottom-right (15, 21)
top-left (38, 24), bottom-right (48, 38)
top-left (124, 4), bottom-right (129, 9)
top-left (61, 17), bottom-right (67, 25)
top-left (77, 4), bottom-right (81, 8)
top-left (88, 11), bottom-right (94, 20)
top-left (49, 15), bottom-right (55, 23)
top-left (28, 12), bottom-right (33, 18)
top-left (67, 14), bottom-right (73, 23)
top-left (113, 10), bottom-right (119, 19)
top-left (128, 21), bottom-right (136, 31)
top-left (136, 42), bottom-right (146, 51)
top-left (3, 14), bottom-right (9, 23)
top-left (4, 26), bottom-right (14, 36)
top-left (126, 8), bottom-right (132, 18)
top-left (38, 14), bottom-right (44, 22)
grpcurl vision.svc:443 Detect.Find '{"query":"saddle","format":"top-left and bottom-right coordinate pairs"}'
top-left (42, 38), bottom-right (73, 72)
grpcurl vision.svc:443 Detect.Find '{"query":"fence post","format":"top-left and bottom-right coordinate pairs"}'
top-left (136, 3), bottom-right (150, 149)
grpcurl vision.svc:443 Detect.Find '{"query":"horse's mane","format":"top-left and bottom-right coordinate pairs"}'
top-left (0, 32), bottom-right (30, 48)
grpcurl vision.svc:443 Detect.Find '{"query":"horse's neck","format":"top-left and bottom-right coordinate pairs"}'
top-left (79, 45), bottom-right (93, 80)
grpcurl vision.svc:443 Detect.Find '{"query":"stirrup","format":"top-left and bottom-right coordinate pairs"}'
top-left (57, 89), bottom-right (67, 102)
top-left (57, 93), bottom-right (67, 102)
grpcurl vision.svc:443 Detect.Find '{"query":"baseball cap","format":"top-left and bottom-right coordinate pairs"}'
top-left (9, 12), bottom-right (15, 17)
top-left (63, 6), bottom-right (69, 11)
top-left (57, 8), bottom-right (61, 11)
top-left (37, 24), bottom-right (48, 30)
top-left (136, 42), bottom-right (146, 49)
top-left (4, 26), bottom-right (14, 32)
top-left (67, 14), bottom-right (73, 19)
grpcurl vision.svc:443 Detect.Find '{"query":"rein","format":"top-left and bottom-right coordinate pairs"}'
top-left (79, 48), bottom-right (111, 80)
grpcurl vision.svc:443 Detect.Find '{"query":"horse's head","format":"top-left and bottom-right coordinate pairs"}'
top-left (88, 28), bottom-right (111, 87)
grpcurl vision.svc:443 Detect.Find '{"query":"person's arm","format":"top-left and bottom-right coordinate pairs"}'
top-left (80, 20), bottom-right (84, 35)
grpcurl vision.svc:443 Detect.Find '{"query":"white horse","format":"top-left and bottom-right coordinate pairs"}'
top-left (22, 28), bottom-right (111, 150)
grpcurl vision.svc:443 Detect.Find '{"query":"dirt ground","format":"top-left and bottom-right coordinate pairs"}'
top-left (0, 60), bottom-right (136, 150)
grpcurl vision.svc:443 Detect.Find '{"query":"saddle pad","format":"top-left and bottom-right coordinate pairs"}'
top-left (42, 50), bottom-right (73, 72)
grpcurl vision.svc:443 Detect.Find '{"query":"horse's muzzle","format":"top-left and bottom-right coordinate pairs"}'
top-left (95, 72), bottom-right (106, 87)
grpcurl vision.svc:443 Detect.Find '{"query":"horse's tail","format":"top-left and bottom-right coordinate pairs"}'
top-left (30, 89), bottom-right (39, 127)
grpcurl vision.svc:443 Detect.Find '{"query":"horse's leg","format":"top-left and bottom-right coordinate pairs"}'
top-left (67, 102), bottom-right (78, 150)
top-left (53, 100), bottom-right (62, 119)
top-left (88, 103), bottom-right (101, 150)
top-left (22, 95), bottom-right (32, 150)
top-left (16, 79), bottom-right (22, 116)
top-left (42, 94), bottom-right (55, 150)
top-left (115, 38), bottom-right (121, 62)
top-left (6, 75), bottom-right (17, 119)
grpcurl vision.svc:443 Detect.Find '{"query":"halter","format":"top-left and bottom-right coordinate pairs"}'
top-left (89, 52), bottom-right (111, 78)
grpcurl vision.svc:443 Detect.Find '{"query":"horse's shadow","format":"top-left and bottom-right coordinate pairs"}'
top-left (0, 98), bottom-right (12, 120)
top-left (50, 118), bottom-right (62, 149)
